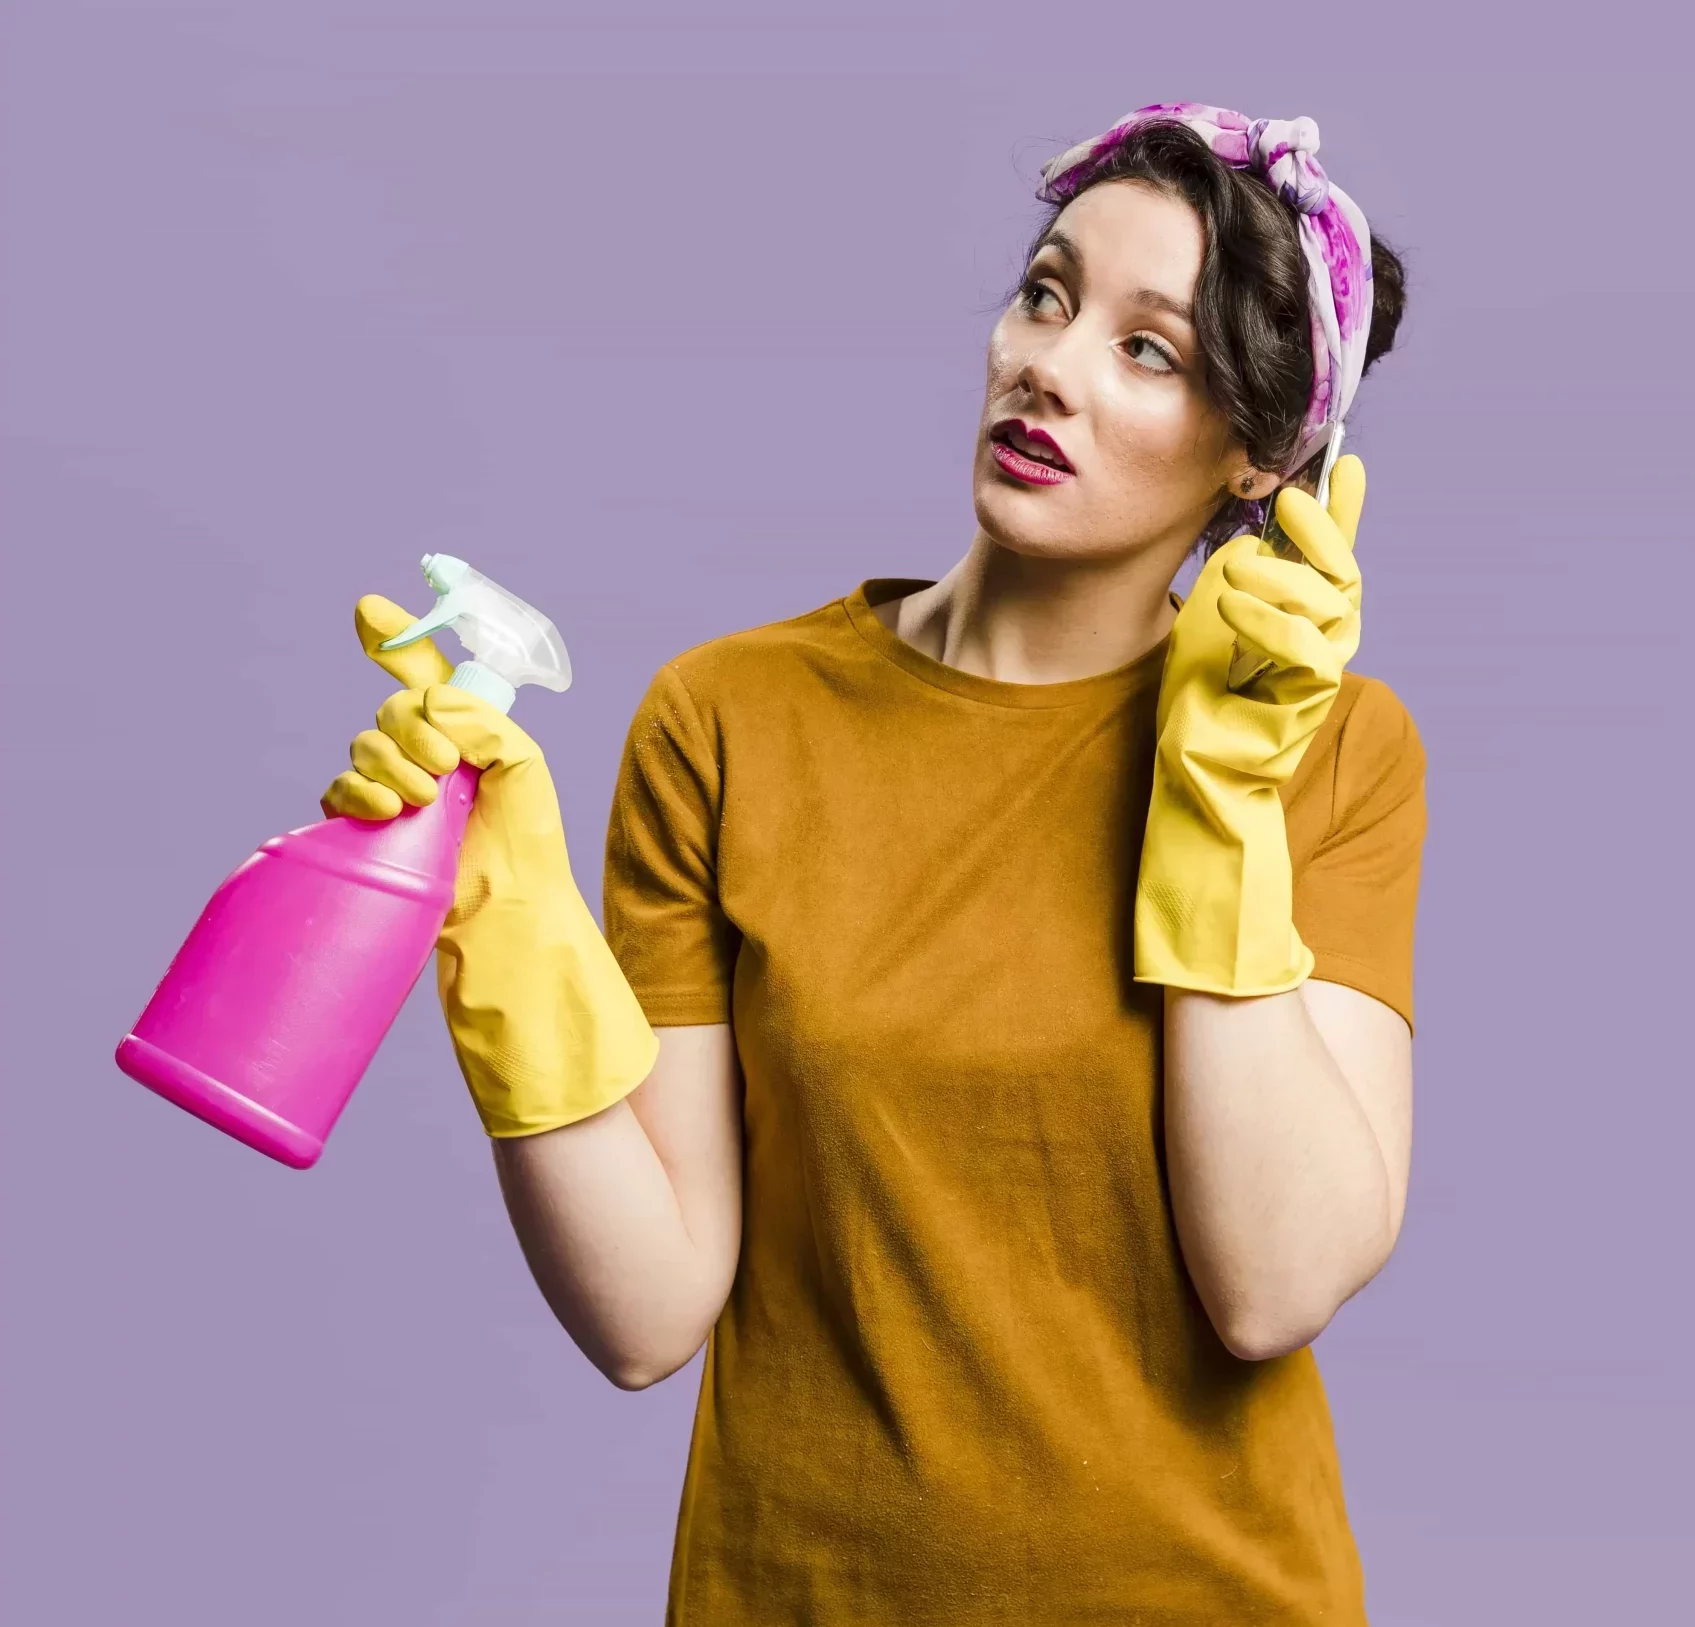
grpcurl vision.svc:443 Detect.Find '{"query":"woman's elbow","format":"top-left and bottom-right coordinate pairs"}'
top-left (1219, 1226), bottom-right (1400, 1361)
top-left (593, 1298), bottom-right (726, 1391)
top-left (575, 1249), bottom-right (740, 1392)
top-left (1218, 1307), bottom-right (1333, 1363)
top-left (598, 1340), bottom-right (701, 1392)
top-left (603, 1358), bottom-right (668, 1392)
top-left (1217, 1263), bottom-right (1385, 1359)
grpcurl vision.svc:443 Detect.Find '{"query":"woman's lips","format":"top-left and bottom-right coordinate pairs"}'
top-left (988, 419), bottom-right (1075, 487)
top-left (989, 439), bottom-right (1075, 487)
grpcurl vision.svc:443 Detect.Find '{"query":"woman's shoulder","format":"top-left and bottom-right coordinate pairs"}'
top-left (1282, 671), bottom-right (1425, 864)
top-left (1333, 671), bottom-right (1423, 760)
top-left (1305, 671), bottom-right (1426, 817)
top-left (643, 589), bottom-right (869, 717)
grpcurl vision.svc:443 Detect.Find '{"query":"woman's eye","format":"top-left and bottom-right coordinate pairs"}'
top-left (1126, 334), bottom-right (1176, 372)
top-left (1020, 279), bottom-right (1060, 315)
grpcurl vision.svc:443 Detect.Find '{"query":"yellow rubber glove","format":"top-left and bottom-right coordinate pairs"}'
top-left (1133, 455), bottom-right (1366, 997)
top-left (322, 596), bottom-right (660, 1137)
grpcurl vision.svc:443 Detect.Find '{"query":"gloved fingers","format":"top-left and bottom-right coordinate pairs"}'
top-left (1326, 454), bottom-right (1366, 549)
top-left (350, 728), bottom-right (441, 806)
top-left (1174, 531), bottom-right (1257, 622)
top-left (1272, 485), bottom-right (1363, 593)
top-left (421, 684), bottom-right (543, 770)
top-left (376, 688), bottom-right (462, 776)
top-left (1217, 587), bottom-right (1341, 682)
top-left (1210, 531), bottom-right (1264, 578)
top-left (1220, 553), bottom-right (1356, 636)
top-left (321, 769), bottom-right (403, 822)
top-left (356, 595), bottom-right (456, 691)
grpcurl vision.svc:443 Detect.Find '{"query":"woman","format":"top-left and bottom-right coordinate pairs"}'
top-left (326, 104), bottom-right (1424, 1626)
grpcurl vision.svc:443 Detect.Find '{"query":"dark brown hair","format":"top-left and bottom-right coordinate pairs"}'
top-left (1020, 120), bottom-right (1407, 556)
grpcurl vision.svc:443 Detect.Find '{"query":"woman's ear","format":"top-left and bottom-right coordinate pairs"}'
top-left (1229, 469), bottom-right (1281, 504)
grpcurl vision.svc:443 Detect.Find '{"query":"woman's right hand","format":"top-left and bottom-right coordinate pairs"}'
top-left (320, 594), bottom-right (659, 1141)
top-left (320, 598), bottom-right (737, 1388)
top-left (320, 595), bottom-right (460, 821)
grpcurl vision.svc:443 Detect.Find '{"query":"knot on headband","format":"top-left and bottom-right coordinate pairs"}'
top-left (1036, 102), bottom-right (1374, 478)
top-left (1242, 115), bottom-right (1329, 214)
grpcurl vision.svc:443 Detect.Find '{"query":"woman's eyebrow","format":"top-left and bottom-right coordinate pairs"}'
top-left (1037, 228), bottom-right (1083, 267)
top-left (1130, 288), bottom-right (1194, 325)
top-left (1031, 231), bottom-right (1194, 325)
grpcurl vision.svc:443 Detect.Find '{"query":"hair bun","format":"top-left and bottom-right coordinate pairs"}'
top-left (1363, 235), bottom-right (1407, 374)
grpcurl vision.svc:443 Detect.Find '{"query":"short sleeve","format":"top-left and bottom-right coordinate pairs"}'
top-left (602, 662), bottom-right (740, 1026)
top-left (1292, 679), bottom-right (1428, 1035)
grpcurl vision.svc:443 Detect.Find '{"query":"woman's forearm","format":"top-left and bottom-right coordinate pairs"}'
top-left (488, 1024), bottom-right (744, 1390)
top-left (1162, 985), bottom-right (1392, 1361)
top-left (490, 1100), bottom-right (730, 1391)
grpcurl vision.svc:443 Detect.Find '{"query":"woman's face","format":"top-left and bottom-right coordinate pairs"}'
top-left (974, 180), bottom-right (1257, 564)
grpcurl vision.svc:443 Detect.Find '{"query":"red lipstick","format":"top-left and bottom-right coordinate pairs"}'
top-left (988, 418), bottom-right (1075, 487)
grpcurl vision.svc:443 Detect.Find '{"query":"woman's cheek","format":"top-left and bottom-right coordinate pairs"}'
top-left (1110, 383), bottom-right (1214, 478)
top-left (1087, 395), bottom-right (1202, 528)
top-left (984, 325), bottom-right (1023, 394)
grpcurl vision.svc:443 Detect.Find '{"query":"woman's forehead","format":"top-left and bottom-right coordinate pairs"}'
top-left (1040, 182), bottom-right (1203, 304)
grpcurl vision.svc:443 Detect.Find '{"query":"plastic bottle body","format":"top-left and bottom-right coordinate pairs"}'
top-left (115, 764), bottom-right (480, 1168)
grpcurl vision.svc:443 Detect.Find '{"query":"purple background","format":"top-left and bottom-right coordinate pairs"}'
top-left (3, 4), bottom-right (1688, 1623)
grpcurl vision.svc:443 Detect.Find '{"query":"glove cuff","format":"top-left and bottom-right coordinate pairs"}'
top-left (436, 883), bottom-right (662, 1138)
top-left (1130, 940), bottom-right (1315, 999)
top-left (1133, 783), bottom-right (1312, 997)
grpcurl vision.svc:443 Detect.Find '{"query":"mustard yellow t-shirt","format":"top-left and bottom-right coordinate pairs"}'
top-left (603, 579), bottom-right (1426, 1626)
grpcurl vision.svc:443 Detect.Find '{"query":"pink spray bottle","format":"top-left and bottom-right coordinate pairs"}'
top-left (115, 555), bottom-right (571, 1169)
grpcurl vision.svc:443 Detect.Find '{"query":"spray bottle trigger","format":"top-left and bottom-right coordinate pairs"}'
top-left (378, 600), bottom-right (457, 652)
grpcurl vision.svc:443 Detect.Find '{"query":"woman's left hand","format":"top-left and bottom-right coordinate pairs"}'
top-left (1219, 453), bottom-right (1364, 710)
top-left (1132, 454), bottom-right (1368, 999)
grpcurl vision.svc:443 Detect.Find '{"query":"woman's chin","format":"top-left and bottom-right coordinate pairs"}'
top-left (973, 476), bottom-right (1098, 562)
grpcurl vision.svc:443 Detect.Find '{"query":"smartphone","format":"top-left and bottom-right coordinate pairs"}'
top-left (1225, 427), bottom-right (1345, 693)
top-left (1257, 487), bottom-right (1311, 565)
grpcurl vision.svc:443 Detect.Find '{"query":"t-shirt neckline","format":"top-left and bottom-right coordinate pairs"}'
top-left (843, 579), bottom-right (1177, 711)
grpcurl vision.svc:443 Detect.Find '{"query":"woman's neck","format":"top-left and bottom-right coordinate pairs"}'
top-left (874, 529), bottom-right (1183, 685)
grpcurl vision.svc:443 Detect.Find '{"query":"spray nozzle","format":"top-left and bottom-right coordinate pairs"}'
top-left (378, 554), bottom-right (572, 714)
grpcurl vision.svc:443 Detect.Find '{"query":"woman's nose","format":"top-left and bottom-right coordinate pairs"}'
top-left (1017, 330), bottom-right (1083, 414)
